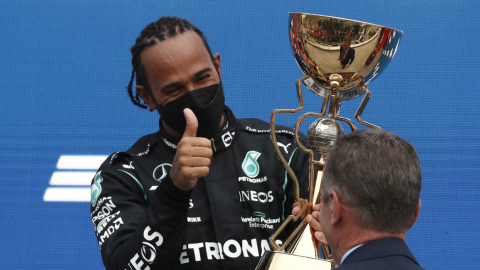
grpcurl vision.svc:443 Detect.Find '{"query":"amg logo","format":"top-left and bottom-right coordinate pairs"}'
top-left (187, 217), bottom-right (201, 222)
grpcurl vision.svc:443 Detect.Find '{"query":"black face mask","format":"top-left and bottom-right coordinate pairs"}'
top-left (156, 82), bottom-right (225, 139)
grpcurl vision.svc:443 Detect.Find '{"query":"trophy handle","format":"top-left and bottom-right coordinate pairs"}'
top-left (293, 113), bottom-right (326, 201)
top-left (354, 87), bottom-right (380, 129)
top-left (269, 75), bottom-right (310, 251)
top-left (269, 75), bottom-right (330, 253)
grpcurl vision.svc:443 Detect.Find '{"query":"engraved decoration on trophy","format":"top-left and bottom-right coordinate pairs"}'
top-left (256, 13), bottom-right (403, 270)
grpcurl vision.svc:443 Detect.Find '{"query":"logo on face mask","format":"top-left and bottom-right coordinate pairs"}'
top-left (91, 172), bottom-right (104, 207)
top-left (153, 163), bottom-right (172, 182)
top-left (242, 151), bottom-right (261, 178)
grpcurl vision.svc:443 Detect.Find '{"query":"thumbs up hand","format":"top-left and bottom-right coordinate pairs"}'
top-left (170, 108), bottom-right (213, 191)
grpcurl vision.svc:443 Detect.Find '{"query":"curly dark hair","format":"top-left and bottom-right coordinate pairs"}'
top-left (126, 17), bottom-right (214, 109)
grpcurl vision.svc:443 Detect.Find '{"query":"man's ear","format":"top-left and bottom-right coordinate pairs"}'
top-left (409, 199), bottom-right (422, 229)
top-left (213, 53), bottom-right (221, 78)
top-left (136, 85), bottom-right (156, 111)
top-left (329, 190), bottom-right (344, 225)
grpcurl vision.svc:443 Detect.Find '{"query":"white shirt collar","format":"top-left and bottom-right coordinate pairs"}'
top-left (340, 244), bottom-right (363, 265)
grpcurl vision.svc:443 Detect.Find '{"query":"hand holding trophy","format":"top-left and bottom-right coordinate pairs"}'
top-left (256, 13), bottom-right (403, 269)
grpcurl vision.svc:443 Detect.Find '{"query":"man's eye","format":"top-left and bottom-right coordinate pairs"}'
top-left (198, 75), bottom-right (210, 81)
top-left (164, 88), bottom-right (182, 95)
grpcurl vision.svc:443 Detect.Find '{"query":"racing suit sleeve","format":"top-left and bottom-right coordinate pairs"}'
top-left (90, 155), bottom-right (191, 270)
top-left (281, 133), bottom-right (317, 235)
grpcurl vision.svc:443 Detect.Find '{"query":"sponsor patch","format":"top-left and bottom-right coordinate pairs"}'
top-left (153, 163), bottom-right (172, 182)
top-left (244, 126), bottom-right (294, 136)
top-left (242, 151), bottom-right (261, 178)
top-left (239, 190), bottom-right (274, 203)
top-left (98, 217), bottom-right (124, 250)
top-left (179, 238), bottom-right (283, 264)
top-left (91, 197), bottom-right (116, 224)
top-left (221, 131), bottom-right (233, 147)
top-left (240, 212), bottom-right (281, 230)
top-left (238, 176), bottom-right (267, 184)
top-left (125, 226), bottom-right (163, 269)
top-left (276, 142), bottom-right (291, 154)
top-left (187, 217), bottom-right (201, 223)
top-left (91, 172), bottom-right (103, 207)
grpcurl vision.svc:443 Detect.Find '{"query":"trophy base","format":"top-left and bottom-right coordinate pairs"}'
top-left (255, 251), bottom-right (335, 270)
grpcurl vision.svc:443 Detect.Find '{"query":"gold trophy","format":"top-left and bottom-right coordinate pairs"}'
top-left (256, 13), bottom-right (403, 269)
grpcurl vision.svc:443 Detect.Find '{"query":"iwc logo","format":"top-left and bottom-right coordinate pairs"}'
top-left (153, 163), bottom-right (172, 182)
top-left (242, 151), bottom-right (261, 178)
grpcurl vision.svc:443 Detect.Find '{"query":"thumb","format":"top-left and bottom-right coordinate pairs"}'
top-left (183, 108), bottom-right (198, 138)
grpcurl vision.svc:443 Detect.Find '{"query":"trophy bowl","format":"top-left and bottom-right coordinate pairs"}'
top-left (289, 13), bottom-right (403, 101)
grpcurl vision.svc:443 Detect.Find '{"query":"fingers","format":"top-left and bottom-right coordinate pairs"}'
top-left (307, 212), bottom-right (327, 243)
top-left (314, 230), bottom-right (327, 243)
top-left (175, 166), bottom-right (210, 181)
top-left (177, 141), bottom-right (213, 156)
top-left (307, 203), bottom-right (328, 243)
top-left (183, 108), bottom-right (198, 138)
top-left (291, 201), bottom-right (301, 216)
top-left (291, 200), bottom-right (309, 219)
top-left (176, 156), bottom-right (212, 168)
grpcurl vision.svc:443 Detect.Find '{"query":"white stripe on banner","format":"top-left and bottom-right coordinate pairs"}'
top-left (43, 187), bottom-right (90, 202)
top-left (56, 155), bottom-right (108, 170)
top-left (45, 155), bottom-right (108, 202)
top-left (50, 171), bottom-right (96, 186)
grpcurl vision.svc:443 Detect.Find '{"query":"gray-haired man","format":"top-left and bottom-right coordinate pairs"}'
top-left (308, 129), bottom-right (424, 269)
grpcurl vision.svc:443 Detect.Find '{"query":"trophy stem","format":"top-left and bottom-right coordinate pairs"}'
top-left (286, 167), bottom-right (328, 259)
top-left (287, 221), bottom-right (317, 257)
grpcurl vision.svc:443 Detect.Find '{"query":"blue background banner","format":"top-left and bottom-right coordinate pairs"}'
top-left (0, 0), bottom-right (478, 269)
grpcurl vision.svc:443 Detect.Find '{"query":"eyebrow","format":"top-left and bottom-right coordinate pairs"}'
top-left (160, 67), bottom-right (213, 93)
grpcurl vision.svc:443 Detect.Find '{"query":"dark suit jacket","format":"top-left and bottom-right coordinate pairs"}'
top-left (339, 46), bottom-right (355, 66)
top-left (336, 238), bottom-right (424, 270)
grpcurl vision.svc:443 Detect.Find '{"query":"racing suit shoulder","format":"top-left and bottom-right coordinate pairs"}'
top-left (125, 131), bottom-right (160, 157)
top-left (95, 129), bottom-right (157, 172)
